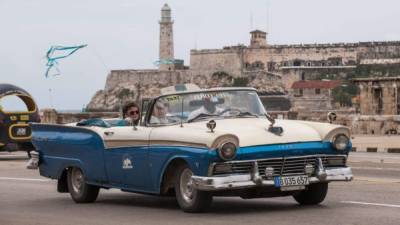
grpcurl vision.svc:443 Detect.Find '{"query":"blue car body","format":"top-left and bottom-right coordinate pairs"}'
top-left (29, 87), bottom-right (353, 212)
top-left (31, 123), bottom-right (351, 194)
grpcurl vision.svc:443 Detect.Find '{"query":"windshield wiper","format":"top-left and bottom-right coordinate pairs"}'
top-left (237, 111), bottom-right (259, 117)
top-left (223, 111), bottom-right (259, 118)
top-left (187, 113), bottom-right (219, 123)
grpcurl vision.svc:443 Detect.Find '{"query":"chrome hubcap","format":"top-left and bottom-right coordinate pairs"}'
top-left (180, 168), bottom-right (194, 203)
top-left (71, 168), bottom-right (84, 193)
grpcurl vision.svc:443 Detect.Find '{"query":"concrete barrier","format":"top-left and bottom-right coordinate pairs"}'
top-left (352, 135), bottom-right (400, 153)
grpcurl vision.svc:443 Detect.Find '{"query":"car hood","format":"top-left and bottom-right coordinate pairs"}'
top-left (149, 118), bottom-right (350, 148)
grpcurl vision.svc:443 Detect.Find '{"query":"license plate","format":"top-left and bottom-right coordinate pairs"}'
top-left (9, 125), bottom-right (32, 139)
top-left (16, 128), bottom-right (27, 136)
top-left (274, 175), bottom-right (309, 187)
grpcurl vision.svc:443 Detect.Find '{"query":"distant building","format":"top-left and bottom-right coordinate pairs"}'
top-left (87, 4), bottom-right (400, 112)
top-left (290, 80), bottom-right (341, 110)
top-left (352, 77), bottom-right (400, 115)
top-left (250, 30), bottom-right (268, 48)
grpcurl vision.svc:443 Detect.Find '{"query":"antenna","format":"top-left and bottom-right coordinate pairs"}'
top-left (180, 96), bottom-right (184, 127)
top-left (266, 0), bottom-right (270, 32)
top-left (194, 33), bottom-right (198, 49)
top-left (48, 88), bottom-right (53, 108)
top-left (250, 10), bottom-right (253, 30)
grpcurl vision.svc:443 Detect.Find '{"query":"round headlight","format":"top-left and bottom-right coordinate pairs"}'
top-left (333, 134), bottom-right (349, 151)
top-left (218, 142), bottom-right (237, 161)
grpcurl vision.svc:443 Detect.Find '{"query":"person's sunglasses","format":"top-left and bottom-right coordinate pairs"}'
top-left (128, 110), bottom-right (139, 116)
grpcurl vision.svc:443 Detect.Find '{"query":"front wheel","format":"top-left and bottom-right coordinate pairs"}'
top-left (67, 167), bottom-right (99, 203)
top-left (293, 183), bottom-right (328, 205)
top-left (174, 165), bottom-right (212, 213)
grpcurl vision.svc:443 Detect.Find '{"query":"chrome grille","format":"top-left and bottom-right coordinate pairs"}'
top-left (212, 155), bottom-right (347, 177)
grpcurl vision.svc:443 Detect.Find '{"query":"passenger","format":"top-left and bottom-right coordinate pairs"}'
top-left (122, 102), bottom-right (140, 126)
top-left (187, 96), bottom-right (223, 121)
top-left (150, 101), bottom-right (169, 124)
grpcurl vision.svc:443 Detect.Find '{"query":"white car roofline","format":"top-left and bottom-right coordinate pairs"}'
top-left (155, 87), bottom-right (257, 99)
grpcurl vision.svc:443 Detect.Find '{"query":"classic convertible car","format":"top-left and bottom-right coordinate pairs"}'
top-left (30, 86), bottom-right (353, 212)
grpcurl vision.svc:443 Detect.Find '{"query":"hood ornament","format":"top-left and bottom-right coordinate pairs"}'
top-left (265, 113), bottom-right (283, 136)
top-left (327, 112), bottom-right (337, 124)
top-left (206, 120), bottom-right (216, 133)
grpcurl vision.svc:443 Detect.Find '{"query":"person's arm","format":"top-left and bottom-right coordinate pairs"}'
top-left (187, 107), bottom-right (203, 121)
top-left (150, 116), bottom-right (160, 124)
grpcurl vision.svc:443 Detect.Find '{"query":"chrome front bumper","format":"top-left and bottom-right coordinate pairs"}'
top-left (192, 167), bottom-right (353, 191)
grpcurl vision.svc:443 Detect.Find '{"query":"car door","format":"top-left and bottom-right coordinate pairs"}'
top-left (102, 126), bottom-right (152, 191)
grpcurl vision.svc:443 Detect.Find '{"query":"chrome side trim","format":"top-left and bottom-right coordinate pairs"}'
top-left (104, 139), bottom-right (208, 149)
top-left (104, 140), bottom-right (148, 148)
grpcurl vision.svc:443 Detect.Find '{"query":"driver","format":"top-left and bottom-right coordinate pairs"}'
top-left (187, 96), bottom-right (224, 121)
top-left (150, 101), bottom-right (169, 124)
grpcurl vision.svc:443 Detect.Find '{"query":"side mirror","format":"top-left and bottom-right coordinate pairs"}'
top-left (265, 113), bottom-right (275, 127)
top-left (265, 113), bottom-right (283, 136)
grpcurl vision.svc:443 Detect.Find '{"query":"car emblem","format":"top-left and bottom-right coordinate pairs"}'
top-left (122, 158), bottom-right (133, 169)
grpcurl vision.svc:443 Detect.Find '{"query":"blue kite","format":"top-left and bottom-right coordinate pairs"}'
top-left (153, 59), bottom-right (176, 67)
top-left (45, 44), bottom-right (87, 77)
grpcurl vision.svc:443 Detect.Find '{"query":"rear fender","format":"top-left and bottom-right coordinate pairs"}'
top-left (32, 123), bottom-right (107, 184)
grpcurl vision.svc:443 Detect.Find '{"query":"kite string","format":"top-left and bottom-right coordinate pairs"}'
top-left (87, 46), bottom-right (109, 71)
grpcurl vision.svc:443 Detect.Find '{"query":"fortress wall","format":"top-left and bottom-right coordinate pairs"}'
top-left (190, 49), bottom-right (243, 78)
top-left (217, 42), bottom-right (400, 69)
top-left (104, 70), bottom-right (148, 91)
top-left (244, 46), bottom-right (358, 66)
top-left (357, 44), bottom-right (400, 59)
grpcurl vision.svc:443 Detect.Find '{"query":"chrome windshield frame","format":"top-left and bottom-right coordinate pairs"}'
top-left (144, 88), bottom-right (266, 127)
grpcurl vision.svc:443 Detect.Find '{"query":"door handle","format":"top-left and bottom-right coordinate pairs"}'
top-left (104, 131), bottom-right (114, 136)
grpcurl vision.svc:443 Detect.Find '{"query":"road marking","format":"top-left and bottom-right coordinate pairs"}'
top-left (0, 154), bottom-right (28, 158)
top-left (350, 155), bottom-right (400, 160)
top-left (354, 176), bottom-right (400, 184)
top-left (0, 177), bottom-right (50, 182)
top-left (351, 166), bottom-right (400, 172)
top-left (342, 201), bottom-right (400, 208)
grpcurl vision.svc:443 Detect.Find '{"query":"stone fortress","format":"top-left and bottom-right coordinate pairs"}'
top-left (87, 3), bottom-right (400, 135)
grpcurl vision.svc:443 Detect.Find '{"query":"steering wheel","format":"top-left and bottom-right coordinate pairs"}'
top-left (218, 107), bottom-right (242, 116)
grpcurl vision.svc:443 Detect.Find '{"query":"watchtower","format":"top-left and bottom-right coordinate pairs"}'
top-left (159, 3), bottom-right (174, 70)
top-left (250, 30), bottom-right (268, 48)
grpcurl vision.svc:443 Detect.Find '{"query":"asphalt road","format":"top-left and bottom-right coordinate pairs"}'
top-left (0, 152), bottom-right (399, 225)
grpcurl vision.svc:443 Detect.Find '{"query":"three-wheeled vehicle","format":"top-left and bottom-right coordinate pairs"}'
top-left (0, 84), bottom-right (40, 156)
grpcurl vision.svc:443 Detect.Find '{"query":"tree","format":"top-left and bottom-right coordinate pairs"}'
top-left (332, 83), bottom-right (357, 107)
top-left (117, 88), bottom-right (134, 103)
top-left (232, 77), bottom-right (249, 87)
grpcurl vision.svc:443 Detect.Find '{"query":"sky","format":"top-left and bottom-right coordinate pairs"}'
top-left (0, 0), bottom-right (399, 110)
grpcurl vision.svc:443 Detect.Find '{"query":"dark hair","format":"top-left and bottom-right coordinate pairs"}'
top-left (122, 102), bottom-right (140, 119)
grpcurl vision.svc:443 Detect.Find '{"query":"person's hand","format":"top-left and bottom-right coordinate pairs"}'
top-left (124, 117), bottom-right (134, 126)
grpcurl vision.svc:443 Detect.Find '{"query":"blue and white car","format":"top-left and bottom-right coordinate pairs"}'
top-left (30, 87), bottom-right (353, 212)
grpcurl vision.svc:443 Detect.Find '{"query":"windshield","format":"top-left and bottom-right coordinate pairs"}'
top-left (148, 90), bottom-right (266, 125)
